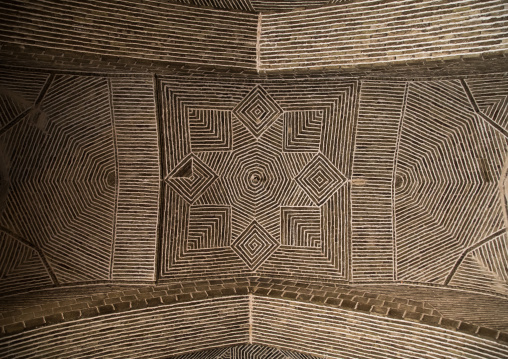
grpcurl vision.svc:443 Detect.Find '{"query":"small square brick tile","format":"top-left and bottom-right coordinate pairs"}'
top-left (4, 322), bottom-right (24, 335)
top-left (403, 311), bottom-right (422, 322)
top-left (440, 318), bottom-right (460, 330)
top-left (421, 315), bottom-right (441, 326)
top-left (387, 308), bottom-right (405, 319)
top-left (371, 305), bottom-right (389, 316)
top-left (81, 307), bottom-right (99, 318)
top-left (114, 301), bottom-right (131, 312)
top-left (458, 322), bottom-right (478, 335)
top-left (98, 305), bottom-right (115, 315)
top-left (24, 317), bottom-right (46, 330)
top-left (130, 300), bottom-right (148, 310)
top-left (477, 327), bottom-right (499, 340)
top-left (498, 331), bottom-right (508, 344)
top-left (146, 297), bottom-right (163, 306)
top-left (63, 311), bottom-right (81, 321)
top-left (44, 313), bottom-right (64, 325)
top-left (340, 299), bottom-right (356, 309)
top-left (356, 303), bottom-right (372, 313)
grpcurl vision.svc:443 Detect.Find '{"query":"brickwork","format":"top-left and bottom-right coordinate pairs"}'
top-left (1, 1), bottom-right (508, 357)
top-left (0, 280), bottom-right (507, 357)
top-left (158, 73), bottom-right (354, 282)
top-left (260, 0), bottom-right (508, 72)
top-left (0, 0), bottom-right (258, 70)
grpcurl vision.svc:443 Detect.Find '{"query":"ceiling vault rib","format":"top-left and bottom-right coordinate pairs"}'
top-left (392, 81), bottom-right (409, 282)
top-left (444, 227), bottom-right (507, 286)
top-left (0, 226), bottom-right (59, 286)
top-left (0, 73), bottom-right (54, 136)
top-left (107, 77), bottom-right (119, 281)
top-left (461, 78), bottom-right (508, 139)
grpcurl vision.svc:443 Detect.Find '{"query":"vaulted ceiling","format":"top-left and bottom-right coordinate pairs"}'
top-left (1, 0), bottom-right (508, 358)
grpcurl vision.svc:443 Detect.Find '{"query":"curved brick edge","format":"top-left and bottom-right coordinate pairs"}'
top-left (1, 279), bottom-right (507, 345)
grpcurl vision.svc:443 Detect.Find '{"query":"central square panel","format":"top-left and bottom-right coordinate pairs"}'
top-left (158, 75), bottom-right (356, 281)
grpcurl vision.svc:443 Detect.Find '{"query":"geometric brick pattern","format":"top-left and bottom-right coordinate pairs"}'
top-left (170, 344), bottom-right (321, 358)
top-left (232, 85), bottom-right (283, 138)
top-left (280, 207), bottom-right (320, 247)
top-left (395, 80), bottom-right (508, 288)
top-left (231, 221), bottom-right (280, 270)
top-left (283, 111), bottom-right (322, 153)
top-left (159, 76), bottom-right (355, 281)
top-left (188, 205), bottom-right (231, 250)
top-left (0, 73), bottom-right (117, 289)
top-left (295, 153), bottom-right (347, 206)
top-left (165, 154), bottom-right (219, 204)
top-left (188, 109), bottom-right (232, 152)
top-left (350, 80), bottom-right (407, 282)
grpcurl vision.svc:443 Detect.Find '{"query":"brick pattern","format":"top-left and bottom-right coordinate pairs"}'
top-left (351, 80), bottom-right (406, 282)
top-left (158, 74), bottom-right (354, 282)
top-left (259, 0), bottom-right (508, 72)
top-left (0, 0), bottom-right (258, 70)
top-left (170, 344), bottom-right (320, 358)
top-left (1, 281), bottom-right (507, 357)
top-left (395, 80), bottom-right (507, 288)
top-left (359, 285), bottom-right (508, 332)
top-left (252, 296), bottom-right (508, 359)
top-left (0, 296), bottom-right (250, 358)
top-left (110, 76), bottom-right (159, 281)
top-left (0, 278), bottom-right (507, 345)
top-left (0, 73), bottom-right (117, 291)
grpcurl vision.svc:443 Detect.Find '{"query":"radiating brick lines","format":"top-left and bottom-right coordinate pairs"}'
top-left (466, 77), bottom-right (508, 134)
top-left (159, 75), bottom-right (354, 281)
top-left (0, 74), bottom-right (117, 287)
top-left (395, 80), bottom-right (508, 287)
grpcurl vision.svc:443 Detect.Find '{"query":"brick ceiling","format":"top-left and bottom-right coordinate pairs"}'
top-left (0, 0), bottom-right (508, 358)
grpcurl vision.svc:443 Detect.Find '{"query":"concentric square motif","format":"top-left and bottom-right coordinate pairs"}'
top-left (159, 78), bottom-right (356, 280)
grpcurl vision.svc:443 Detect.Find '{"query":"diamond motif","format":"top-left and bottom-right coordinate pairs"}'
top-left (232, 221), bottom-right (280, 270)
top-left (165, 154), bottom-right (218, 204)
top-left (295, 153), bottom-right (347, 206)
top-left (233, 85), bottom-right (283, 138)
